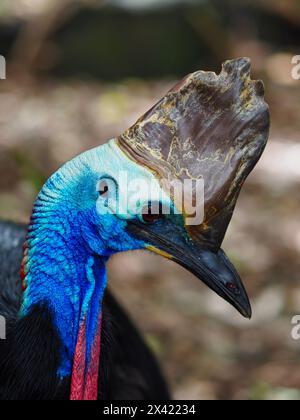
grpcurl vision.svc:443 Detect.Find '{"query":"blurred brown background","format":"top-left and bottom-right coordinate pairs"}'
top-left (0, 0), bottom-right (300, 400)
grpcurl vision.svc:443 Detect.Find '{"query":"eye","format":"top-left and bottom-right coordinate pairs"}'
top-left (140, 202), bottom-right (165, 224)
top-left (97, 177), bottom-right (117, 200)
top-left (99, 181), bottom-right (109, 197)
top-left (99, 180), bottom-right (109, 197)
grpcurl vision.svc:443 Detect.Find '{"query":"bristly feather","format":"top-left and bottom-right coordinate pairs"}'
top-left (0, 305), bottom-right (62, 400)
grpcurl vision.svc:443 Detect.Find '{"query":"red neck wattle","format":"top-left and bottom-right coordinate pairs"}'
top-left (70, 313), bottom-right (102, 400)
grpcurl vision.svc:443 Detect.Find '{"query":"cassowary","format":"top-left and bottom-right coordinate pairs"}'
top-left (0, 58), bottom-right (269, 400)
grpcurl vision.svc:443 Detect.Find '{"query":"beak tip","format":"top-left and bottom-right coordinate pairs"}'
top-left (240, 301), bottom-right (252, 319)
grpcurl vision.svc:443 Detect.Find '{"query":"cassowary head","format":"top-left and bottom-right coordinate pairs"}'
top-left (21, 57), bottom-right (269, 399)
top-left (69, 57), bottom-right (268, 316)
top-left (116, 57), bottom-right (269, 318)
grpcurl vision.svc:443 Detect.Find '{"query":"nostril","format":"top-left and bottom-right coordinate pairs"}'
top-left (226, 282), bottom-right (240, 295)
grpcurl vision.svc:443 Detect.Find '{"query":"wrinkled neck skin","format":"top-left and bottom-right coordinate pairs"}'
top-left (20, 141), bottom-right (147, 400)
top-left (22, 210), bottom-right (107, 378)
top-left (21, 204), bottom-right (108, 401)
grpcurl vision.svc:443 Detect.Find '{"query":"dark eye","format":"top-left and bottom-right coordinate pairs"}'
top-left (99, 180), bottom-right (109, 197)
top-left (141, 203), bottom-right (165, 224)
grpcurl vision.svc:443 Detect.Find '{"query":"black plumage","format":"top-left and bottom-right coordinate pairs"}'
top-left (0, 221), bottom-right (170, 400)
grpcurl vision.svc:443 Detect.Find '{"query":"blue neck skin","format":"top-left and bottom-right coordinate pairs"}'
top-left (20, 143), bottom-right (146, 378)
top-left (20, 140), bottom-right (170, 379)
top-left (21, 206), bottom-right (108, 378)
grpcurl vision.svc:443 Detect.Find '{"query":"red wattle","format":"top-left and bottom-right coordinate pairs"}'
top-left (70, 320), bottom-right (87, 400)
top-left (84, 314), bottom-right (102, 400)
top-left (70, 314), bottom-right (102, 401)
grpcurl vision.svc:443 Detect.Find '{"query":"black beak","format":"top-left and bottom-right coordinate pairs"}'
top-left (127, 218), bottom-right (252, 319)
top-left (169, 247), bottom-right (252, 319)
